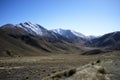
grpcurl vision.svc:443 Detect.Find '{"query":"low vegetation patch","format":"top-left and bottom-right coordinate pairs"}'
top-left (97, 67), bottom-right (106, 74)
top-left (96, 59), bottom-right (101, 63)
top-left (43, 68), bottom-right (76, 80)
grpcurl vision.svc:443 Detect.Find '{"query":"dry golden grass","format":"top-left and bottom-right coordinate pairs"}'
top-left (0, 51), bottom-right (120, 80)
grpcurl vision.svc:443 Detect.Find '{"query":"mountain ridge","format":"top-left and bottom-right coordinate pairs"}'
top-left (0, 22), bottom-right (84, 56)
top-left (0, 22), bottom-right (120, 56)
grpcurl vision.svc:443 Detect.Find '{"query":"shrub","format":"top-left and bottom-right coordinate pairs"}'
top-left (42, 70), bottom-right (46, 72)
top-left (68, 69), bottom-right (76, 77)
top-left (25, 76), bottom-right (29, 79)
top-left (54, 68), bottom-right (76, 78)
top-left (91, 62), bottom-right (94, 65)
top-left (46, 68), bottom-right (76, 80)
top-left (96, 60), bottom-right (101, 63)
top-left (97, 67), bottom-right (106, 74)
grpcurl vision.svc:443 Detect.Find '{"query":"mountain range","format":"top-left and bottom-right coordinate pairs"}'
top-left (0, 22), bottom-right (120, 56)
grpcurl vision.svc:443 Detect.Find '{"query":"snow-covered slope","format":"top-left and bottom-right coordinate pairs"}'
top-left (70, 30), bottom-right (87, 38)
top-left (51, 28), bottom-right (87, 39)
top-left (16, 22), bottom-right (48, 36)
top-left (1, 22), bottom-right (95, 43)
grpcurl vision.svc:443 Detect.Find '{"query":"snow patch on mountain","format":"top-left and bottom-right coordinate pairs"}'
top-left (51, 28), bottom-right (86, 39)
top-left (70, 30), bottom-right (87, 38)
top-left (16, 22), bottom-right (47, 36)
top-left (51, 28), bottom-right (66, 35)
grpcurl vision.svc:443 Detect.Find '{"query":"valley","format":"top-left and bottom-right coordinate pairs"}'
top-left (0, 0), bottom-right (119, 79)
top-left (0, 22), bottom-right (120, 80)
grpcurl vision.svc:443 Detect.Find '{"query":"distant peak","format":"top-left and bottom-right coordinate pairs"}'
top-left (51, 28), bottom-right (86, 39)
top-left (15, 22), bottom-right (48, 36)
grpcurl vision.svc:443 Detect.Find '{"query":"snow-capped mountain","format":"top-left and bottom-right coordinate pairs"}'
top-left (16, 22), bottom-right (48, 36)
top-left (1, 22), bottom-right (74, 43)
top-left (1, 21), bottom-right (120, 54)
top-left (51, 28), bottom-right (87, 39)
top-left (0, 23), bottom-right (84, 56)
top-left (0, 22), bottom-right (89, 43)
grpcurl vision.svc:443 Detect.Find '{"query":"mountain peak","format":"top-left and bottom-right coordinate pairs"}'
top-left (16, 22), bottom-right (47, 36)
top-left (51, 28), bottom-right (86, 39)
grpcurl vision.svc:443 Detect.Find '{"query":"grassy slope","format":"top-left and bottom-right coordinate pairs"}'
top-left (0, 32), bottom-right (48, 57)
top-left (0, 31), bottom-right (83, 57)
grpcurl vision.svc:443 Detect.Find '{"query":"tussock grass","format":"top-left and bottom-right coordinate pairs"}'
top-left (43, 68), bottom-right (76, 80)
top-left (97, 67), bottom-right (106, 74)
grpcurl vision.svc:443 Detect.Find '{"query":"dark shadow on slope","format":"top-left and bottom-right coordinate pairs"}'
top-left (81, 49), bottom-right (105, 55)
top-left (10, 35), bottom-right (51, 52)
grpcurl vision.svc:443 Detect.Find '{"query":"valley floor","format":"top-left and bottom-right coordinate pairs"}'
top-left (0, 51), bottom-right (120, 80)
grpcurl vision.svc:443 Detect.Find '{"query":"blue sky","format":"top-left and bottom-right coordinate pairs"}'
top-left (0, 0), bottom-right (120, 36)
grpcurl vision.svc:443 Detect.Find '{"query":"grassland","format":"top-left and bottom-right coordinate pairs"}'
top-left (0, 51), bottom-right (120, 80)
